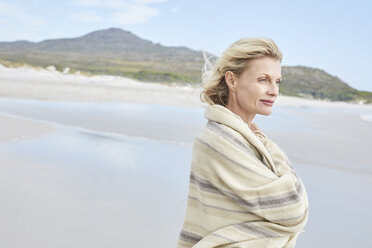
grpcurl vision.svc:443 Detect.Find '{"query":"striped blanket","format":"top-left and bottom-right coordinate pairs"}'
top-left (177, 104), bottom-right (309, 248)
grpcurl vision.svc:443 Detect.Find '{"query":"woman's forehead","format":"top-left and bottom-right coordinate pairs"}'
top-left (257, 72), bottom-right (282, 79)
top-left (245, 58), bottom-right (281, 77)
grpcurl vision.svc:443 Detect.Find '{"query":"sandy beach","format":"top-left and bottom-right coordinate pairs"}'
top-left (0, 64), bottom-right (371, 247)
top-left (0, 64), bottom-right (204, 107)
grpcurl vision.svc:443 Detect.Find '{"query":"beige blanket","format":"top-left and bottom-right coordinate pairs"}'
top-left (177, 104), bottom-right (309, 248)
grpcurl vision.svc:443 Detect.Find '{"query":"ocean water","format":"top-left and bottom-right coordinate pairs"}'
top-left (0, 98), bottom-right (371, 247)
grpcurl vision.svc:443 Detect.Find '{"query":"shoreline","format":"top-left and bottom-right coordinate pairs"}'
top-left (0, 113), bottom-right (56, 144)
top-left (0, 64), bottom-right (371, 146)
top-left (1, 64), bottom-right (372, 110)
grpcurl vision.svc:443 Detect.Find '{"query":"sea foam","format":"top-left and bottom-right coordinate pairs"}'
top-left (360, 114), bottom-right (372, 123)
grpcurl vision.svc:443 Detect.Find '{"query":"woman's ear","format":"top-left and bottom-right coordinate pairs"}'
top-left (225, 71), bottom-right (237, 93)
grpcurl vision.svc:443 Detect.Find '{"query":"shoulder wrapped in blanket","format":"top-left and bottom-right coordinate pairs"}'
top-left (177, 105), bottom-right (309, 248)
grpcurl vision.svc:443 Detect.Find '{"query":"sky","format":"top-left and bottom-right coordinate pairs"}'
top-left (0, 0), bottom-right (371, 91)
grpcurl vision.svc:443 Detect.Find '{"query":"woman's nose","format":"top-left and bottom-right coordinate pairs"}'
top-left (267, 83), bottom-right (279, 96)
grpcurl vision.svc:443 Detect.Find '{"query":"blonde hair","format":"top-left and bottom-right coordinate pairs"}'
top-left (201, 38), bottom-right (282, 106)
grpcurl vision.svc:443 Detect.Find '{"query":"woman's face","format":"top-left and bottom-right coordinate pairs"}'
top-left (226, 56), bottom-right (282, 123)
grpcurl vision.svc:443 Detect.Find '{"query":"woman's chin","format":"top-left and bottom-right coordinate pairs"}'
top-left (259, 109), bottom-right (273, 116)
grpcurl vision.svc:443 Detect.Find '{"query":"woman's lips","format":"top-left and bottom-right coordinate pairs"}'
top-left (260, 99), bottom-right (274, 106)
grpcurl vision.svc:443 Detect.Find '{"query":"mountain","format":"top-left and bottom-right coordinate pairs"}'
top-left (0, 28), bottom-right (371, 103)
top-left (0, 27), bottom-right (202, 61)
top-left (280, 66), bottom-right (371, 102)
top-left (0, 27), bottom-right (205, 82)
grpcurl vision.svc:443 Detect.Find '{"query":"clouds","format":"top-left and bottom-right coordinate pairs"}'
top-left (111, 5), bottom-right (159, 25)
top-left (0, 0), bottom-right (176, 41)
top-left (70, 11), bottom-right (103, 23)
top-left (171, 6), bottom-right (179, 13)
top-left (72, 0), bottom-right (167, 25)
top-left (74, 0), bottom-right (128, 8)
top-left (0, 1), bottom-right (45, 41)
top-left (0, 1), bottom-right (44, 26)
top-left (133, 0), bottom-right (167, 3)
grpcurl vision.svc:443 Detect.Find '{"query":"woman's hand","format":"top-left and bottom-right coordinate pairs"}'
top-left (249, 123), bottom-right (260, 132)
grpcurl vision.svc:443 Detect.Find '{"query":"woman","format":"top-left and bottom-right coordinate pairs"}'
top-left (177, 38), bottom-right (309, 248)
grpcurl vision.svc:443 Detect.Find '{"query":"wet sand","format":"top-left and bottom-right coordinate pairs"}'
top-left (0, 113), bottom-right (55, 143)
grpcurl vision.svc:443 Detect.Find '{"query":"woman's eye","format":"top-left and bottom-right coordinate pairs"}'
top-left (259, 78), bottom-right (267, 83)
